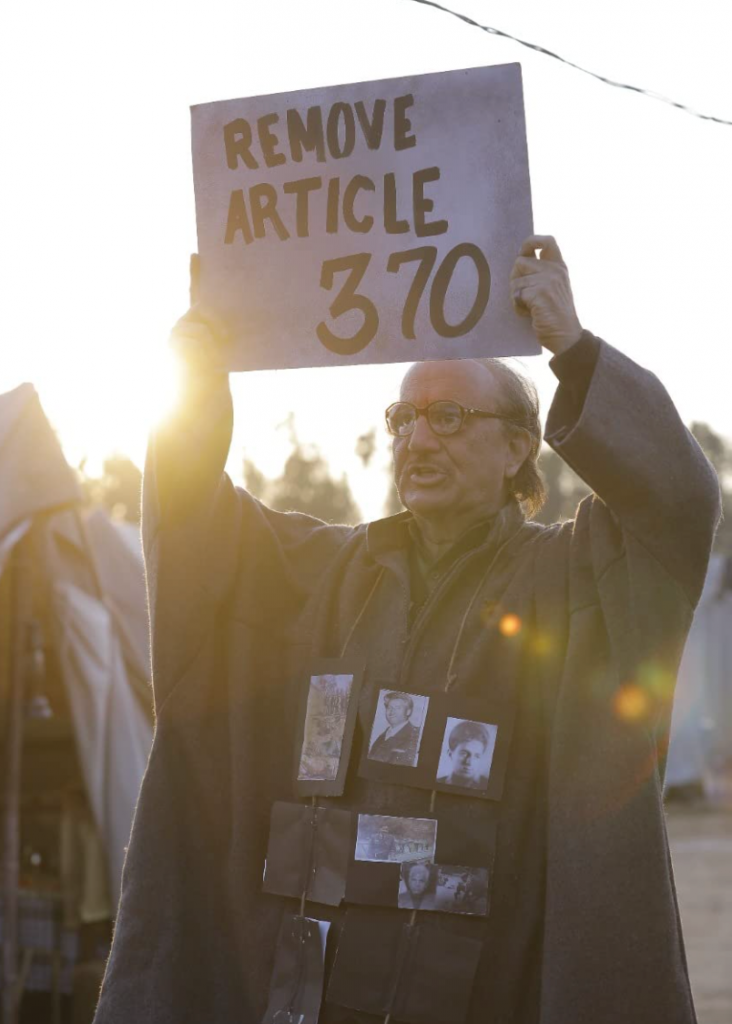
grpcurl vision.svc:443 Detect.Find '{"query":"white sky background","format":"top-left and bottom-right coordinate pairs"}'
top-left (1, 0), bottom-right (730, 520)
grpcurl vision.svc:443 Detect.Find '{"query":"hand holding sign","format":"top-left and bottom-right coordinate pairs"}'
top-left (169, 255), bottom-right (231, 395)
top-left (510, 235), bottom-right (583, 355)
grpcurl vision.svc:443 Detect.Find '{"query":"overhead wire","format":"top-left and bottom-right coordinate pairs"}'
top-left (404, 0), bottom-right (732, 126)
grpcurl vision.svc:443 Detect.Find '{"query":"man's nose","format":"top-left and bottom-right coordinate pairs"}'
top-left (407, 414), bottom-right (440, 451)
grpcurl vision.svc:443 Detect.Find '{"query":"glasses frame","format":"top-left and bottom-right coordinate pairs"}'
top-left (385, 400), bottom-right (526, 438)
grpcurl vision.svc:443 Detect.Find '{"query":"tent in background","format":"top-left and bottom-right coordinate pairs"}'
top-left (0, 383), bottom-right (152, 1021)
top-left (666, 554), bottom-right (732, 797)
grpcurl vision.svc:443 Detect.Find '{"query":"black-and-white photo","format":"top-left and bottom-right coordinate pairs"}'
top-left (355, 814), bottom-right (437, 864)
top-left (297, 674), bottom-right (354, 782)
top-left (367, 690), bottom-right (429, 768)
top-left (436, 718), bottom-right (498, 791)
top-left (398, 863), bottom-right (489, 915)
top-left (397, 861), bottom-right (439, 910)
top-left (432, 866), bottom-right (489, 916)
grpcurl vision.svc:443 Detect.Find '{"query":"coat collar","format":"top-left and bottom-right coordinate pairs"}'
top-left (366, 500), bottom-right (526, 562)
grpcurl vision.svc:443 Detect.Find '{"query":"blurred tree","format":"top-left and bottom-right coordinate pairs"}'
top-left (244, 422), bottom-right (360, 525)
top-left (78, 455), bottom-right (142, 523)
top-left (355, 429), bottom-right (377, 468)
top-left (534, 446), bottom-right (590, 525)
top-left (383, 477), bottom-right (404, 517)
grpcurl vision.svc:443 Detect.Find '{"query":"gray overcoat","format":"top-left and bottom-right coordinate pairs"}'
top-left (94, 337), bottom-right (720, 1024)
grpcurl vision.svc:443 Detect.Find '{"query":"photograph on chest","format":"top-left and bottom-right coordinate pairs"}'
top-left (367, 689), bottom-right (429, 768)
top-left (298, 673), bottom-right (354, 781)
top-left (436, 718), bottom-right (498, 793)
top-left (355, 813), bottom-right (438, 864)
top-left (358, 683), bottom-right (514, 801)
top-left (398, 862), bottom-right (490, 916)
top-left (293, 658), bottom-right (365, 798)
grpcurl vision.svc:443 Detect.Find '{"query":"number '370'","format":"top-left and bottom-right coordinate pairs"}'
top-left (316, 243), bottom-right (491, 356)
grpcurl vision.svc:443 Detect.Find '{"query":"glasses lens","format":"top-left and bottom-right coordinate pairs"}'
top-left (427, 401), bottom-right (464, 435)
top-left (386, 403), bottom-right (416, 436)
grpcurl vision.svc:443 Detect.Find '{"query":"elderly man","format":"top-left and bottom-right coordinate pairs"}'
top-left (368, 691), bottom-right (422, 765)
top-left (94, 237), bottom-right (719, 1024)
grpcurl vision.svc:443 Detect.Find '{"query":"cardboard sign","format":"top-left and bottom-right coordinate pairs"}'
top-left (191, 64), bottom-right (537, 371)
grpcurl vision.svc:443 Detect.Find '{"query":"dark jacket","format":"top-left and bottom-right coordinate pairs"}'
top-left (368, 721), bottom-right (422, 765)
top-left (94, 337), bottom-right (720, 1024)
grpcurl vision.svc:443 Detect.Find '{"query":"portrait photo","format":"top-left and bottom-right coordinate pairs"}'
top-left (435, 718), bottom-right (498, 792)
top-left (355, 814), bottom-right (437, 864)
top-left (297, 673), bottom-right (354, 782)
top-left (398, 861), bottom-right (439, 911)
top-left (367, 690), bottom-right (429, 768)
top-left (432, 866), bottom-right (489, 916)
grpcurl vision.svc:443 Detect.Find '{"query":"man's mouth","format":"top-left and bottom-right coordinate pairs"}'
top-left (407, 465), bottom-right (447, 486)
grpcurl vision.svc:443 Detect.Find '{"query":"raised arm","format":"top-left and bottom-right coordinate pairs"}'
top-left (143, 257), bottom-right (355, 713)
top-left (511, 234), bottom-right (720, 603)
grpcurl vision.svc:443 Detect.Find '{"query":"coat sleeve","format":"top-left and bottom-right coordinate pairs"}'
top-left (545, 335), bottom-right (721, 740)
top-left (142, 377), bottom-right (355, 712)
top-left (546, 335), bottom-right (720, 607)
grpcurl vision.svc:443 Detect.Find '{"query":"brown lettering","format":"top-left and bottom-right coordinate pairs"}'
top-left (223, 118), bottom-right (259, 170)
top-left (249, 183), bottom-right (290, 241)
top-left (224, 189), bottom-right (254, 244)
top-left (413, 167), bottom-right (448, 237)
top-left (287, 106), bottom-right (326, 163)
top-left (394, 94), bottom-right (416, 151)
top-left (282, 177), bottom-right (322, 237)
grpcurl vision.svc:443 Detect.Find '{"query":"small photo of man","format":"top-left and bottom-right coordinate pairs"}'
top-left (367, 690), bottom-right (428, 768)
top-left (436, 718), bottom-right (497, 792)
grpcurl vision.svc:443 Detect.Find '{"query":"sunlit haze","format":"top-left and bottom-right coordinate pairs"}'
top-left (2, 0), bottom-right (730, 520)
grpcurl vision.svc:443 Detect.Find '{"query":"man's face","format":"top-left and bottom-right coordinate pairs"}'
top-left (407, 865), bottom-right (430, 895)
top-left (449, 739), bottom-right (486, 781)
top-left (393, 361), bottom-right (521, 531)
top-left (385, 697), bottom-right (411, 727)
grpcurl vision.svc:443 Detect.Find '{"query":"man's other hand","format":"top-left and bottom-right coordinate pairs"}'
top-left (169, 254), bottom-right (231, 386)
top-left (510, 236), bottom-right (583, 355)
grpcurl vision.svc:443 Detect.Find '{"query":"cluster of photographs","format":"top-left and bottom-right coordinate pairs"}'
top-left (263, 803), bottom-right (493, 919)
top-left (294, 663), bottom-right (510, 802)
top-left (365, 691), bottom-right (498, 792)
top-left (355, 814), bottom-right (489, 916)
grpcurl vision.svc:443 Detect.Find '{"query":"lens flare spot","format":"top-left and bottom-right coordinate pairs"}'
top-left (499, 613), bottom-right (522, 637)
top-left (613, 684), bottom-right (650, 723)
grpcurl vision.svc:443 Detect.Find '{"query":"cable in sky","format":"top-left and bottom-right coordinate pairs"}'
top-left (404, 0), bottom-right (732, 126)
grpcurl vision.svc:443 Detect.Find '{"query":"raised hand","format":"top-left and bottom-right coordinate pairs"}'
top-left (510, 235), bottom-right (583, 355)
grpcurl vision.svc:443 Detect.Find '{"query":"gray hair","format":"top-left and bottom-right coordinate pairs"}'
top-left (475, 358), bottom-right (546, 518)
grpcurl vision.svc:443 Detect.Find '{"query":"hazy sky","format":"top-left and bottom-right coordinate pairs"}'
top-left (2, 0), bottom-right (730, 519)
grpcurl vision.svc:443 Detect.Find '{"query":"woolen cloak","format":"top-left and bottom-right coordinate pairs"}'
top-left (94, 336), bottom-right (720, 1024)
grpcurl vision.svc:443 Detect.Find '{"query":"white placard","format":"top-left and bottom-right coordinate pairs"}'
top-left (191, 63), bottom-right (538, 371)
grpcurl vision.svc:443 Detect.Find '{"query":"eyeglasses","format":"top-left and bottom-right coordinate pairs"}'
top-left (385, 400), bottom-right (524, 438)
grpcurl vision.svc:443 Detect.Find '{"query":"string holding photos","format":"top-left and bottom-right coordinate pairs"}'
top-left (358, 685), bottom-right (515, 801)
top-left (293, 658), bottom-right (365, 798)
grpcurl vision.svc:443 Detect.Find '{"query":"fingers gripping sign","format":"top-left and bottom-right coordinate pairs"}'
top-left (510, 235), bottom-right (583, 355)
top-left (169, 254), bottom-right (233, 385)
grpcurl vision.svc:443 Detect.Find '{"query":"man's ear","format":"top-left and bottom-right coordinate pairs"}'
top-left (505, 429), bottom-right (533, 481)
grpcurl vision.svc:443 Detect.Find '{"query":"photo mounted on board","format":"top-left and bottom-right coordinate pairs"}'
top-left (293, 658), bottom-right (365, 797)
top-left (355, 814), bottom-right (437, 865)
top-left (367, 689), bottom-right (429, 767)
top-left (435, 718), bottom-right (498, 793)
top-left (359, 686), bottom-right (513, 801)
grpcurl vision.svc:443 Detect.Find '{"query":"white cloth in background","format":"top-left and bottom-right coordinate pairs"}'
top-left (666, 555), bottom-right (732, 789)
top-left (53, 582), bottom-right (153, 907)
